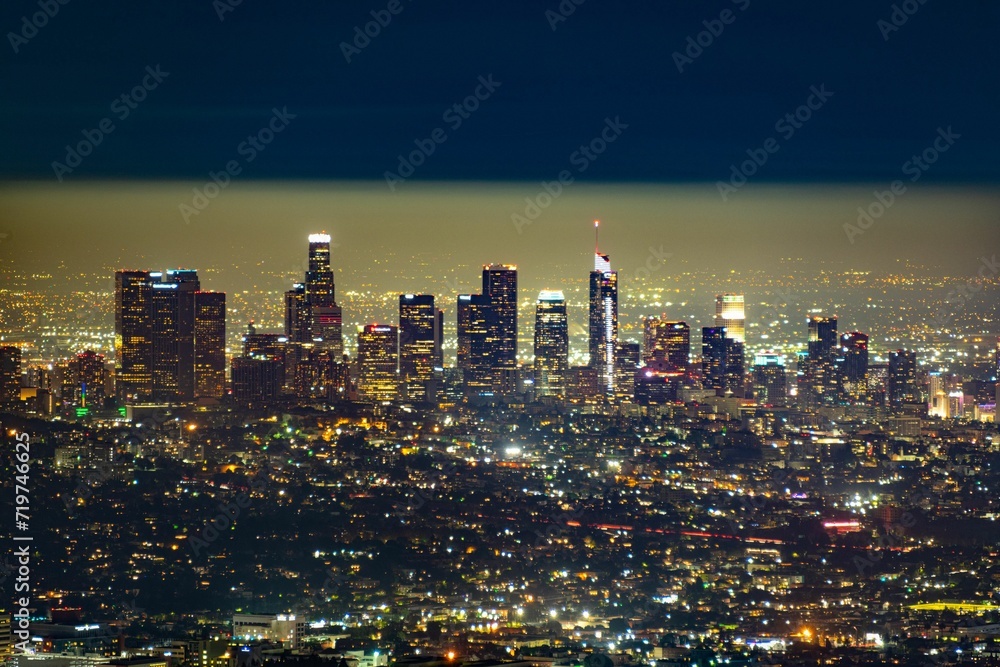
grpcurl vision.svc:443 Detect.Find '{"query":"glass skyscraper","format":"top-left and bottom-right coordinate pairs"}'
top-left (533, 290), bottom-right (568, 398)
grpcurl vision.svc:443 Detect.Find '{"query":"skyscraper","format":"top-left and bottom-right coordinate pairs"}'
top-left (457, 293), bottom-right (492, 396)
top-left (753, 352), bottom-right (787, 407)
top-left (643, 317), bottom-right (690, 369)
top-left (714, 294), bottom-right (746, 344)
top-left (232, 356), bottom-right (284, 404)
top-left (194, 291), bottom-right (226, 399)
top-left (837, 331), bottom-right (869, 402)
top-left (888, 349), bottom-right (919, 408)
top-left (284, 283), bottom-right (307, 342)
top-left (483, 264), bottom-right (518, 396)
top-left (357, 324), bottom-right (399, 402)
top-left (399, 294), bottom-right (437, 401)
top-left (305, 233), bottom-right (344, 357)
top-left (802, 315), bottom-right (838, 404)
top-left (614, 341), bottom-right (641, 403)
top-left (116, 268), bottom-right (225, 405)
top-left (151, 269), bottom-right (200, 402)
top-left (115, 270), bottom-right (153, 402)
top-left (67, 350), bottom-right (106, 408)
top-left (702, 327), bottom-right (728, 393)
top-left (702, 327), bottom-right (744, 396)
top-left (533, 290), bottom-right (568, 398)
top-left (0, 345), bottom-right (21, 405)
top-left (928, 372), bottom-right (949, 418)
top-left (589, 222), bottom-right (618, 396)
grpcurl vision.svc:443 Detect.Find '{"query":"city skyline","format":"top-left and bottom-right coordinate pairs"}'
top-left (4, 3), bottom-right (1000, 665)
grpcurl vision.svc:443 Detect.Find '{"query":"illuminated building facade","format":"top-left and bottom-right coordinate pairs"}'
top-left (802, 315), bottom-right (838, 404)
top-left (837, 331), bottom-right (869, 402)
top-left (194, 291), bottom-right (226, 399)
top-left (67, 350), bottom-right (106, 408)
top-left (702, 327), bottom-right (744, 396)
top-left (888, 349), bottom-right (919, 409)
top-left (305, 233), bottom-right (344, 358)
top-left (714, 293), bottom-right (746, 344)
top-left (399, 294), bottom-right (440, 401)
top-left (589, 225), bottom-right (618, 397)
top-left (643, 317), bottom-right (690, 369)
top-left (483, 264), bottom-right (518, 396)
top-left (114, 270), bottom-right (153, 402)
top-left (0, 346), bottom-right (21, 405)
top-left (533, 290), bottom-right (568, 398)
top-left (753, 352), bottom-right (787, 406)
top-left (614, 340), bottom-right (641, 402)
top-left (457, 293), bottom-right (493, 397)
top-left (357, 324), bottom-right (398, 402)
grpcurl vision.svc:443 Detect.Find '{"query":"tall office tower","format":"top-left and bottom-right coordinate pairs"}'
top-left (614, 341), bottom-right (641, 403)
top-left (888, 349), bottom-right (919, 408)
top-left (702, 327), bottom-right (728, 393)
top-left (399, 294), bottom-right (437, 401)
top-left (802, 315), bottom-right (838, 404)
top-left (483, 264), bottom-right (518, 395)
top-left (714, 294), bottom-right (746, 344)
top-left (150, 270), bottom-right (201, 402)
top-left (67, 350), bottom-right (106, 408)
top-left (643, 317), bottom-right (690, 369)
top-left (284, 283), bottom-right (307, 342)
top-left (305, 233), bottom-right (344, 357)
top-left (753, 353), bottom-right (787, 407)
top-left (702, 327), bottom-right (744, 396)
top-left (589, 222), bottom-right (618, 396)
top-left (457, 293), bottom-right (493, 396)
top-left (837, 331), bottom-right (869, 402)
top-left (433, 308), bottom-right (445, 369)
top-left (866, 363), bottom-right (889, 406)
top-left (928, 372), bottom-right (949, 418)
top-left (0, 345), bottom-right (21, 405)
top-left (724, 338), bottom-right (746, 397)
top-left (231, 356), bottom-right (284, 404)
top-left (115, 270), bottom-right (154, 402)
top-left (533, 290), bottom-right (568, 398)
top-left (357, 324), bottom-right (399, 402)
top-left (194, 291), bottom-right (226, 399)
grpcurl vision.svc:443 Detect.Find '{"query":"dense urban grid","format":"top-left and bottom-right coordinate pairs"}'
top-left (2, 227), bottom-right (1000, 667)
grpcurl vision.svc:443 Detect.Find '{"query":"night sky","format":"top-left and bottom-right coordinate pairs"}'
top-left (2, 1), bottom-right (999, 182)
top-left (0, 1), bottom-right (998, 284)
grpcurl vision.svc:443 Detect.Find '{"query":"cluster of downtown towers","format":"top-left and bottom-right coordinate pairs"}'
top-left (110, 232), bottom-right (922, 408)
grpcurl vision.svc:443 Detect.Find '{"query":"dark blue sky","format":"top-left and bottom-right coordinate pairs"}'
top-left (1, 0), bottom-right (998, 182)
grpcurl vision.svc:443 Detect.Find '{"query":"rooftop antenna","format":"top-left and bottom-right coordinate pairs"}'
top-left (595, 219), bottom-right (600, 253)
